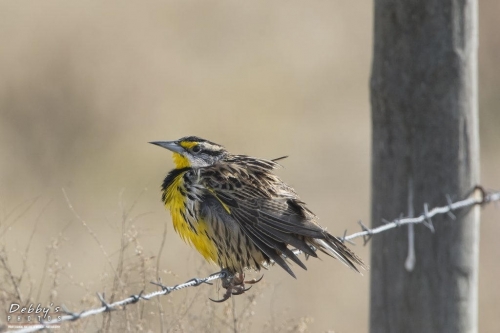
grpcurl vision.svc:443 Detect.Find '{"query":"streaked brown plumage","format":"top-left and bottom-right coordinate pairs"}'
top-left (151, 136), bottom-right (365, 300)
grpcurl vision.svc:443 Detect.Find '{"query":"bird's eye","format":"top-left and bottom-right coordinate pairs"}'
top-left (192, 145), bottom-right (201, 153)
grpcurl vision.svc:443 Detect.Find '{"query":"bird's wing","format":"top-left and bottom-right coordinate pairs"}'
top-left (199, 158), bottom-right (363, 276)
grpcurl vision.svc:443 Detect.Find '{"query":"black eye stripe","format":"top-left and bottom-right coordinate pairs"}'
top-left (203, 149), bottom-right (224, 156)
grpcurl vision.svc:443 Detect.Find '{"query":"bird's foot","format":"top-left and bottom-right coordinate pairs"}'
top-left (210, 271), bottom-right (263, 303)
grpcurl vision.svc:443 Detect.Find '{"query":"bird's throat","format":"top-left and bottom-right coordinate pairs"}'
top-left (172, 152), bottom-right (191, 169)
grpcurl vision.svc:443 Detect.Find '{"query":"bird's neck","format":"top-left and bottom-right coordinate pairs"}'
top-left (172, 153), bottom-right (191, 169)
top-left (161, 166), bottom-right (190, 203)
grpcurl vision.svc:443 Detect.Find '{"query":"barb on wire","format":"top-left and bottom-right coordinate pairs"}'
top-left (445, 195), bottom-right (457, 220)
top-left (7, 187), bottom-right (500, 333)
top-left (357, 220), bottom-right (373, 245)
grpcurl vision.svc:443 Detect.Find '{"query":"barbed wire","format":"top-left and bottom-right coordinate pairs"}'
top-left (341, 186), bottom-right (497, 245)
top-left (7, 186), bottom-right (499, 333)
top-left (7, 272), bottom-right (227, 333)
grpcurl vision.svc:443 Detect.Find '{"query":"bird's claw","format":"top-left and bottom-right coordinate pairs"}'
top-left (244, 274), bottom-right (264, 285)
top-left (210, 272), bottom-right (262, 303)
top-left (209, 293), bottom-right (231, 303)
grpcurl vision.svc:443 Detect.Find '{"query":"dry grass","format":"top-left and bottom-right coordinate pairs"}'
top-left (0, 193), bottom-right (319, 333)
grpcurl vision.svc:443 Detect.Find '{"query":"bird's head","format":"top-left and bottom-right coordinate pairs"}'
top-left (150, 136), bottom-right (228, 169)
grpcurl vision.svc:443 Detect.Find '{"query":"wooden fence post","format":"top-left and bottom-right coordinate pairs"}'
top-left (370, 1), bottom-right (479, 332)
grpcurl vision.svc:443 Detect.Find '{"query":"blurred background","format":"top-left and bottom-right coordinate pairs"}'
top-left (0, 1), bottom-right (498, 332)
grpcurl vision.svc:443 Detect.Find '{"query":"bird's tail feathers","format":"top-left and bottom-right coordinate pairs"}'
top-left (312, 236), bottom-right (367, 274)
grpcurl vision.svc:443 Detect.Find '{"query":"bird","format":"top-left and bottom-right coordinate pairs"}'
top-left (150, 136), bottom-right (365, 301)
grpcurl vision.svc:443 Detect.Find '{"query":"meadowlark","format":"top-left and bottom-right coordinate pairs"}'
top-left (151, 136), bottom-right (365, 301)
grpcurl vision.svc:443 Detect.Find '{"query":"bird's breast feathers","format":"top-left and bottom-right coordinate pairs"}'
top-left (162, 168), bottom-right (218, 263)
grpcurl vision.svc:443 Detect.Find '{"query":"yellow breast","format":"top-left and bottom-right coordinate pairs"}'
top-left (163, 171), bottom-right (218, 263)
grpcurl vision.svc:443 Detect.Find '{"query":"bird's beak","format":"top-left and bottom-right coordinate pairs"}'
top-left (149, 141), bottom-right (185, 154)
